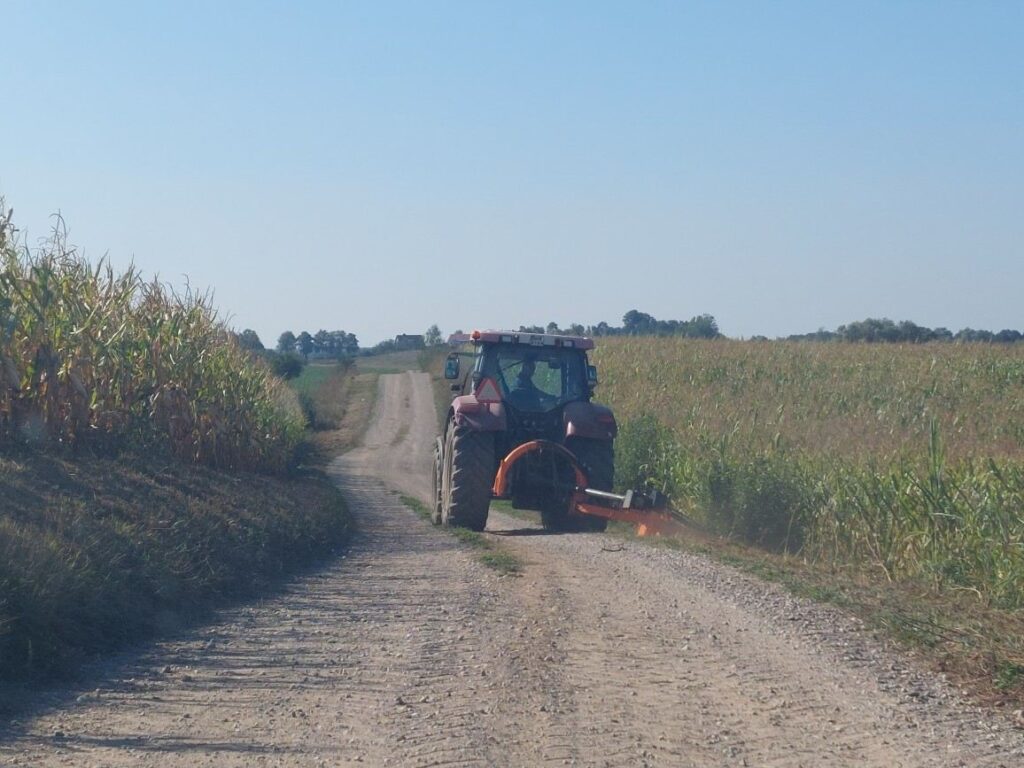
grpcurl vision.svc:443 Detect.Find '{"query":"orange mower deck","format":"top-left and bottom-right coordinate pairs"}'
top-left (491, 440), bottom-right (681, 537)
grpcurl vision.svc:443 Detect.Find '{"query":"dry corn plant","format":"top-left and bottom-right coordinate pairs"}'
top-left (0, 200), bottom-right (303, 472)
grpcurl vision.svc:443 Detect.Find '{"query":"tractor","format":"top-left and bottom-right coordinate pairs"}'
top-left (432, 330), bottom-right (672, 535)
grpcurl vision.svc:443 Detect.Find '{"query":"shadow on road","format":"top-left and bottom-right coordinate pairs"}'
top-left (488, 527), bottom-right (560, 537)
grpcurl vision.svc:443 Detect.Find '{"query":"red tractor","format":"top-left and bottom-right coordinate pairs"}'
top-left (432, 330), bottom-right (672, 535)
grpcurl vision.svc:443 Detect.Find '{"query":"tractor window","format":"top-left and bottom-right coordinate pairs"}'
top-left (481, 345), bottom-right (586, 412)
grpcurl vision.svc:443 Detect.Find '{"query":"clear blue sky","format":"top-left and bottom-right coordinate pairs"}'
top-left (3, 1), bottom-right (1022, 345)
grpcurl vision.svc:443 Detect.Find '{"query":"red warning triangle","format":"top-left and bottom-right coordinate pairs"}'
top-left (475, 377), bottom-right (502, 403)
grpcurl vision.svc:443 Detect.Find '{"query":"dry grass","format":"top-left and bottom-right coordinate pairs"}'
top-left (0, 448), bottom-right (350, 688)
top-left (420, 346), bottom-right (456, 427)
top-left (294, 365), bottom-right (381, 466)
top-left (292, 362), bottom-right (356, 430)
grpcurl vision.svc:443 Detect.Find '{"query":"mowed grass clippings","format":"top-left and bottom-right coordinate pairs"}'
top-left (0, 449), bottom-right (351, 687)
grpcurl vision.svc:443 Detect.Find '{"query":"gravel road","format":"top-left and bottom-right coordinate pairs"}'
top-left (3, 370), bottom-right (1023, 767)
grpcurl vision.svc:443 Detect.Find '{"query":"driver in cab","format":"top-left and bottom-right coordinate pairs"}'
top-left (507, 357), bottom-right (543, 409)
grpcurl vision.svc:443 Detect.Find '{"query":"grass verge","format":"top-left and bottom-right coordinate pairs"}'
top-left (419, 346), bottom-right (455, 427)
top-left (0, 448), bottom-right (351, 702)
top-left (400, 495), bottom-right (522, 575)
top-left (294, 364), bottom-right (380, 466)
top-left (0, 349), bottom-right (381, 707)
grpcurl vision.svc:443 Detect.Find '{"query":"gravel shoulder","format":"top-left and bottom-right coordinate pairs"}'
top-left (2, 370), bottom-right (1022, 767)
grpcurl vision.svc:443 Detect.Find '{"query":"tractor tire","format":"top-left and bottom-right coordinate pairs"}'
top-left (431, 437), bottom-right (444, 525)
top-left (440, 420), bottom-right (494, 532)
top-left (539, 493), bottom-right (575, 532)
top-left (567, 437), bottom-right (615, 532)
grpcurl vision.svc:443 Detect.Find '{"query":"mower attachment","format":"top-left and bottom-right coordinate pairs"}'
top-left (571, 486), bottom-right (680, 537)
top-left (491, 439), bottom-right (680, 537)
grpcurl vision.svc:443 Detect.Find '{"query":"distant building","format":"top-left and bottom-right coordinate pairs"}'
top-left (394, 334), bottom-right (425, 350)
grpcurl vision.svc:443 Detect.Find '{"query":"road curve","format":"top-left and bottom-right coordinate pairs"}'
top-left (2, 370), bottom-right (1023, 767)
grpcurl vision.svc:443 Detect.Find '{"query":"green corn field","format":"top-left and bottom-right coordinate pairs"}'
top-left (594, 337), bottom-right (1024, 608)
top-left (0, 205), bottom-right (304, 473)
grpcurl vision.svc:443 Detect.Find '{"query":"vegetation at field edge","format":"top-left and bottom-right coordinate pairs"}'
top-left (598, 338), bottom-right (1024, 604)
top-left (0, 203), bottom-right (356, 690)
top-left (594, 336), bottom-right (1024, 698)
top-left (0, 203), bottom-right (303, 473)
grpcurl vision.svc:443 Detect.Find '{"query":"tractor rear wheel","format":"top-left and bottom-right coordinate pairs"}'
top-left (441, 420), bottom-right (494, 532)
top-left (567, 437), bottom-right (614, 532)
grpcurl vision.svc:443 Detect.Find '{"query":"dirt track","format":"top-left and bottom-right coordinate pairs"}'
top-left (3, 370), bottom-right (1024, 766)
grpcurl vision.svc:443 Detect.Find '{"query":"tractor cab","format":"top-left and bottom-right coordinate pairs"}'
top-left (478, 344), bottom-right (588, 414)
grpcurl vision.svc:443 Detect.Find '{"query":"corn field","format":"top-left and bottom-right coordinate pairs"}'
top-left (594, 337), bottom-right (1024, 608)
top-left (0, 203), bottom-right (303, 472)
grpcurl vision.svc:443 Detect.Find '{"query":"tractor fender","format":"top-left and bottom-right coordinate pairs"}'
top-left (450, 395), bottom-right (507, 432)
top-left (563, 401), bottom-right (617, 440)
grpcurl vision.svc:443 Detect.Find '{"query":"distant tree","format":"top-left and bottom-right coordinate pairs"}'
top-left (296, 331), bottom-right (314, 358)
top-left (235, 329), bottom-right (264, 351)
top-left (363, 338), bottom-right (398, 355)
top-left (277, 331), bottom-right (297, 353)
top-left (622, 309), bottom-right (656, 335)
top-left (838, 318), bottom-right (901, 343)
top-left (424, 324), bottom-right (443, 346)
top-left (955, 328), bottom-right (983, 343)
top-left (682, 314), bottom-right (720, 339)
top-left (788, 318), bottom-right (1024, 344)
top-left (271, 352), bottom-right (305, 380)
top-left (313, 329), bottom-right (332, 356)
top-left (332, 330), bottom-right (359, 356)
top-left (519, 311), bottom-right (722, 340)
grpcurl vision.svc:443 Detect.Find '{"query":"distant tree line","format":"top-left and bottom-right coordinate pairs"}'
top-left (276, 329), bottom-right (359, 358)
top-left (519, 310), bottom-right (721, 339)
top-left (786, 318), bottom-right (1024, 344)
top-left (228, 328), bottom-right (360, 380)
